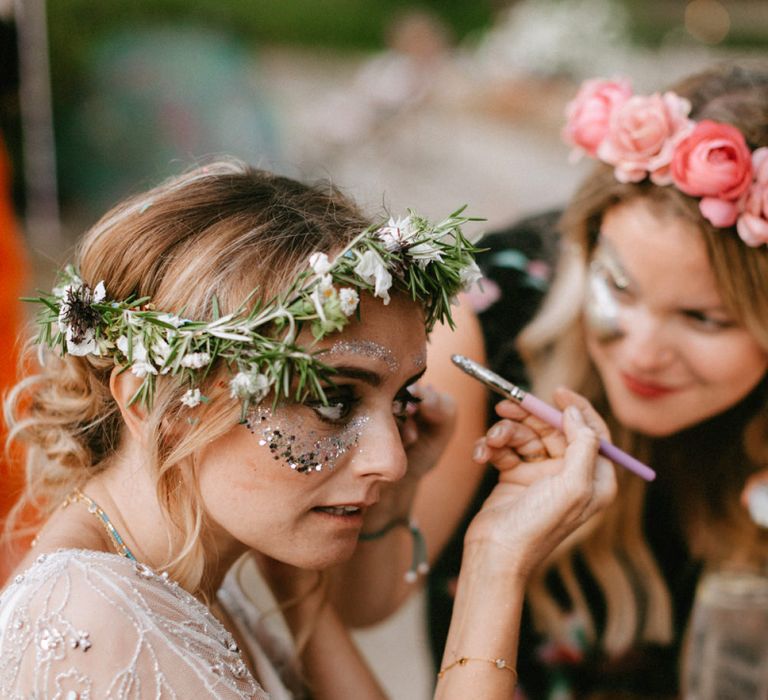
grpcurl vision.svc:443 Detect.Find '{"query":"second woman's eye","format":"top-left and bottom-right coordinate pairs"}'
top-left (392, 388), bottom-right (422, 421)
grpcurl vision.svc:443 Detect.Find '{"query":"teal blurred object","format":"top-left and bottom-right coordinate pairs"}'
top-left (59, 26), bottom-right (279, 215)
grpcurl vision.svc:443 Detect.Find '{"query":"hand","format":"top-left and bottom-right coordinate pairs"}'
top-left (742, 470), bottom-right (768, 528)
top-left (399, 383), bottom-right (457, 482)
top-left (464, 388), bottom-right (617, 578)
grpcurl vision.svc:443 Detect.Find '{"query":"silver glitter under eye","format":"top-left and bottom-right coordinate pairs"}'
top-left (327, 340), bottom-right (399, 373)
top-left (584, 261), bottom-right (624, 341)
top-left (247, 406), bottom-right (370, 474)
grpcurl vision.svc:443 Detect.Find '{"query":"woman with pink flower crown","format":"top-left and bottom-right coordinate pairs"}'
top-left (327, 61), bottom-right (768, 698)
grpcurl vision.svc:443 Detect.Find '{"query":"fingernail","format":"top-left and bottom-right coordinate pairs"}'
top-left (473, 444), bottom-right (486, 462)
top-left (748, 483), bottom-right (768, 528)
top-left (488, 424), bottom-right (504, 439)
top-left (565, 405), bottom-right (582, 422)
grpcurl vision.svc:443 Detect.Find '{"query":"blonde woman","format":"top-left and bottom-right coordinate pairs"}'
top-left (401, 62), bottom-right (768, 698)
top-left (0, 162), bottom-right (615, 699)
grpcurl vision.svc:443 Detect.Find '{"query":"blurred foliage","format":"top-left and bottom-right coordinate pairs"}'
top-left (47, 0), bottom-right (494, 103)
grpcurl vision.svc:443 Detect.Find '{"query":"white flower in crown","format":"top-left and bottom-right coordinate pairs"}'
top-left (353, 250), bottom-right (392, 304)
top-left (338, 288), bottom-right (359, 316)
top-left (376, 216), bottom-right (418, 251)
top-left (230, 371), bottom-right (272, 402)
top-left (156, 313), bottom-right (185, 328)
top-left (181, 352), bottom-right (211, 369)
top-left (407, 241), bottom-right (444, 268)
top-left (128, 340), bottom-right (157, 378)
top-left (180, 388), bottom-right (202, 408)
top-left (151, 338), bottom-right (173, 374)
top-left (459, 260), bottom-right (483, 290)
top-left (309, 252), bottom-right (333, 276)
top-left (57, 280), bottom-right (107, 356)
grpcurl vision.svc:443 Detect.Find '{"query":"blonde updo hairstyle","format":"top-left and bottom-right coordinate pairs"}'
top-left (519, 62), bottom-right (768, 658)
top-left (5, 160), bottom-right (370, 592)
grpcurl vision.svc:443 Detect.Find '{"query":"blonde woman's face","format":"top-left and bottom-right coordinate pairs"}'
top-left (197, 293), bottom-right (427, 569)
top-left (585, 197), bottom-right (768, 437)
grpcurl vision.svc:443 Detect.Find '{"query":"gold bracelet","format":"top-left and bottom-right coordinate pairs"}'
top-left (437, 656), bottom-right (517, 681)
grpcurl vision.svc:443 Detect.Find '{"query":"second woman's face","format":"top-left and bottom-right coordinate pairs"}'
top-left (585, 197), bottom-right (768, 437)
top-left (197, 293), bottom-right (428, 569)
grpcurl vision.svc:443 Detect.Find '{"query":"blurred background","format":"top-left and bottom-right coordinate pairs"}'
top-left (1, 1), bottom-right (767, 697)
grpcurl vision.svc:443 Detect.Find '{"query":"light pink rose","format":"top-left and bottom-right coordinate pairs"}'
top-left (562, 78), bottom-right (632, 159)
top-left (597, 92), bottom-right (694, 185)
top-left (736, 147), bottom-right (768, 246)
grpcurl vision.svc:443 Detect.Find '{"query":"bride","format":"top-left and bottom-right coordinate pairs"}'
top-left (1, 160), bottom-right (615, 699)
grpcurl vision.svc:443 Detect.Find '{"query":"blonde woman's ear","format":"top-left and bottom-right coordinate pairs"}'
top-left (109, 367), bottom-right (149, 443)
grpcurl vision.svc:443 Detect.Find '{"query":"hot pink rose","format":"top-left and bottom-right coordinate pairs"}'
top-left (671, 120), bottom-right (754, 228)
top-left (562, 78), bottom-right (632, 159)
top-left (736, 147), bottom-right (768, 247)
top-left (597, 92), bottom-right (694, 185)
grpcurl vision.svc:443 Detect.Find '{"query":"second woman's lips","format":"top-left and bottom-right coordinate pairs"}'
top-left (621, 372), bottom-right (679, 398)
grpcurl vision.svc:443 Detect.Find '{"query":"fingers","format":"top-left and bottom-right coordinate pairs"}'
top-left (554, 387), bottom-right (610, 440)
top-left (493, 399), bottom-right (567, 458)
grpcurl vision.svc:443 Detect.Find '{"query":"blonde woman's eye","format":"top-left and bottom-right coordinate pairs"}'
top-left (306, 388), bottom-right (360, 425)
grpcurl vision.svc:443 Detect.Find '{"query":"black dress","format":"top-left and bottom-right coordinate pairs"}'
top-left (426, 211), bottom-right (699, 699)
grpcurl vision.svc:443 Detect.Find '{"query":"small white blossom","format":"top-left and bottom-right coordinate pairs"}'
top-left (338, 288), bottom-right (359, 316)
top-left (407, 241), bottom-right (444, 267)
top-left (93, 281), bottom-right (106, 302)
top-left (354, 250), bottom-right (392, 304)
top-left (65, 327), bottom-right (98, 356)
top-left (230, 371), bottom-right (271, 402)
top-left (309, 252), bottom-right (333, 276)
top-left (180, 388), bottom-right (202, 408)
top-left (376, 216), bottom-right (418, 251)
top-left (157, 313), bottom-right (185, 327)
top-left (181, 352), bottom-right (211, 369)
top-left (151, 338), bottom-right (173, 374)
top-left (459, 260), bottom-right (483, 290)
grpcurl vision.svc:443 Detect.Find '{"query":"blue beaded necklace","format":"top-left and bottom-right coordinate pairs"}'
top-left (64, 489), bottom-right (137, 561)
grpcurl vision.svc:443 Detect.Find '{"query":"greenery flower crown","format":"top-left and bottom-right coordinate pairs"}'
top-left (28, 208), bottom-right (483, 421)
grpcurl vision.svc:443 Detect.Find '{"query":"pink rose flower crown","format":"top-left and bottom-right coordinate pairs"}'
top-left (563, 77), bottom-right (768, 248)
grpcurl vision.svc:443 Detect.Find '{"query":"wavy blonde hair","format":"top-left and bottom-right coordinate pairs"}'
top-left (4, 160), bottom-right (370, 594)
top-left (519, 62), bottom-right (768, 657)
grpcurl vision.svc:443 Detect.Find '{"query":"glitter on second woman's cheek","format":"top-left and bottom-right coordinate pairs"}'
top-left (247, 406), bottom-right (370, 474)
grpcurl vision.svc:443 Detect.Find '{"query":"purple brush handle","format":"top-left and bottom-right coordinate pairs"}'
top-left (520, 393), bottom-right (656, 482)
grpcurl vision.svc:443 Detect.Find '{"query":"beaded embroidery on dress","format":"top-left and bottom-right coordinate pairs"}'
top-left (0, 549), bottom-right (302, 699)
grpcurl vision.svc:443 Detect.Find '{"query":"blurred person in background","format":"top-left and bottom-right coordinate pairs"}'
top-left (332, 60), bottom-right (768, 699)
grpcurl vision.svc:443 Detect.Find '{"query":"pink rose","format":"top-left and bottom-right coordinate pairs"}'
top-left (736, 147), bottom-right (768, 246)
top-left (597, 92), bottom-right (694, 185)
top-left (671, 120), bottom-right (754, 227)
top-left (562, 78), bottom-right (632, 159)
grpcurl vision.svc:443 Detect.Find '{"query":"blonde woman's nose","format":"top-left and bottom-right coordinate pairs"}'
top-left (350, 418), bottom-right (408, 482)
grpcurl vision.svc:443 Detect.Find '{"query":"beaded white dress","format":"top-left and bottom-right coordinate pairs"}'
top-left (0, 549), bottom-right (305, 699)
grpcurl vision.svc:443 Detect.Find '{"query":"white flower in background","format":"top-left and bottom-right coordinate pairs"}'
top-left (460, 260), bottom-right (484, 290)
top-left (180, 388), bottom-right (202, 408)
top-left (309, 252), bottom-right (333, 276)
top-left (93, 282), bottom-right (106, 302)
top-left (354, 250), bottom-right (392, 304)
top-left (376, 216), bottom-right (418, 251)
top-left (230, 371), bottom-right (271, 402)
top-left (181, 352), bottom-right (211, 369)
top-left (338, 288), bottom-right (359, 316)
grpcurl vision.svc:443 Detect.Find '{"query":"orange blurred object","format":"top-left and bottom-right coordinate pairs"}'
top-left (0, 136), bottom-right (27, 580)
